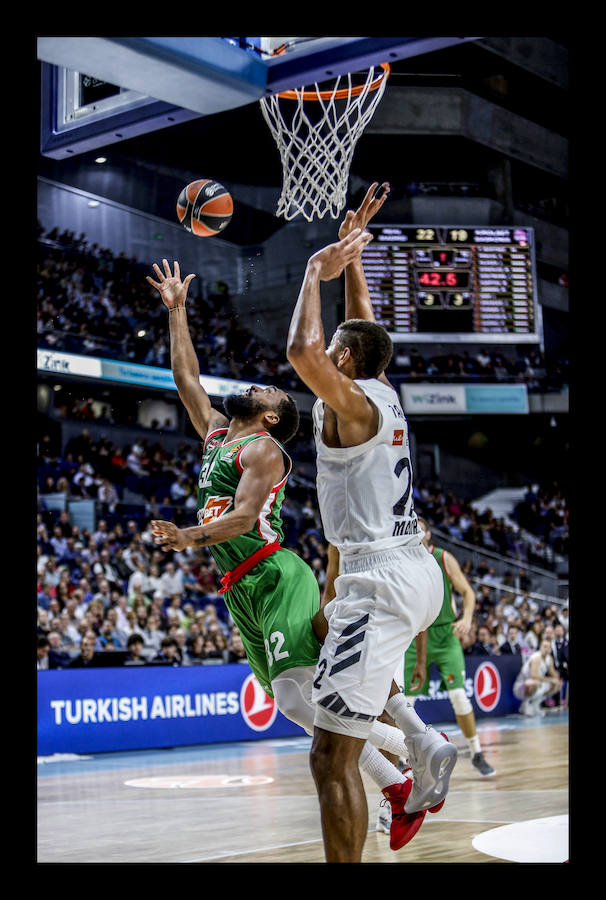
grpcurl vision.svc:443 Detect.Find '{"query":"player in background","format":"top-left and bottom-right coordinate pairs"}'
top-left (287, 183), bottom-right (458, 863)
top-left (146, 257), bottom-right (434, 852)
top-left (401, 517), bottom-right (496, 776)
top-left (513, 637), bottom-right (562, 717)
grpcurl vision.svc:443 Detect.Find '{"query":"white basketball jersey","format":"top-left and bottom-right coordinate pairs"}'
top-left (312, 378), bottom-right (422, 554)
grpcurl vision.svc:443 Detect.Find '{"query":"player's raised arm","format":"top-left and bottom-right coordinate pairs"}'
top-left (146, 259), bottom-right (228, 440)
top-left (286, 229), bottom-right (375, 421)
top-left (339, 182), bottom-right (389, 323)
top-left (339, 182), bottom-right (393, 387)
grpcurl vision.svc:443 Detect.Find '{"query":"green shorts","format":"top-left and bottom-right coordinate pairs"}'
top-left (404, 623), bottom-right (466, 695)
top-left (223, 548), bottom-right (321, 697)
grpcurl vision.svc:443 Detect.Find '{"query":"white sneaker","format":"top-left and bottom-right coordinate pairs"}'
top-left (403, 726), bottom-right (458, 814)
top-left (376, 802), bottom-right (392, 834)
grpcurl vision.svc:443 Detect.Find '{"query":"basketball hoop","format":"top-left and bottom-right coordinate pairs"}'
top-left (259, 62), bottom-right (390, 222)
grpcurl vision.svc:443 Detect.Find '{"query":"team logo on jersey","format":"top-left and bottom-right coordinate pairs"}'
top-left (240, 673), bottom-right (278, 732)
top-left (199, 495), bottom-right (233, 525)
top-left (474, 662), bottom-right (501, 712)
top-left (222, 443), bottom-right (243, 463)
top-left (392, 429), bottom-right (404, 446)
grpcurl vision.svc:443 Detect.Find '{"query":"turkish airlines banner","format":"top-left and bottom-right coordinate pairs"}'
top-left (37, 656), bottom-right (522, 756)
top-left (411, 655), bottom-right (522, 723)
top-left (37, 664), bottom-right (304, 756)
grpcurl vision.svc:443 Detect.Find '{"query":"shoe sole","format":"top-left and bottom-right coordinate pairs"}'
top-left (404, 743), bottom-right (458, 814)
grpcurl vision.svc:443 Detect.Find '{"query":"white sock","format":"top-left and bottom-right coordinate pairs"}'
top-left (368, 719), bottom-right (408, 758)
top-left (468, 735), bottom-right (481, 756)
top-left (359, 742), bottom-right (406, 792)
top-left (384, 692), bottom-right (428, 738)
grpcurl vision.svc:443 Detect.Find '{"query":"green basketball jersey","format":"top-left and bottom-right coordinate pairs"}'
top-left (197, 428), bottom-right (290, 576)
top-left (429, 545), bottom-right (458, 627)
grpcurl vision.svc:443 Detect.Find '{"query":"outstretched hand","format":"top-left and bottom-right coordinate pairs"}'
top-left (308, 229), bottom-right (374, 282)
top-left (151, 520), bottom-right (187, 552)
top-left (146, 259), bottom-right (196, 309)
top-left (338, 181), bottom-right (390, 240)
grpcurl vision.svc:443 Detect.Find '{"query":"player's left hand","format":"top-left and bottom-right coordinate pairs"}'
top-left (151, 520), bottom-right (187, 551)
top-left (452, 618), bottom-right (472, 640)
top-left (409, 661), bottom-right (427, 692)
top-left (338, 181), bottom-right (390, 239)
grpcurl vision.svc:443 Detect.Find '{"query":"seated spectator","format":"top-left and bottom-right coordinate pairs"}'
top-left (498, 624), bottom-right (524, 655)
top-left (524, 617), bottom-right (545, 652)
top-left (123, 633), bottom-right (147, 666)
top-left (98, 618), bottom-right (121, 651)
top-left (68, 634), bottom-right (98, 668)
top-left (151, 636), bottom-right (181, 666)
top-left (465, 623), bottom-right (498, 656)
top-left (47, 631), bottom-right (73, 669)
top-left (225, 627), bottom-right (247, 664)
top-left (37, 636), bottom-right (50, 669)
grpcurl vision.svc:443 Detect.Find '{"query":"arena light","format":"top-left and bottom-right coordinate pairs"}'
top-left (94, 156), bottom-right (107, 163)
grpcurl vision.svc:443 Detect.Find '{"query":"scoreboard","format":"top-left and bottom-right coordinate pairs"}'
top-left (364, 225), bottom-right (541, 343)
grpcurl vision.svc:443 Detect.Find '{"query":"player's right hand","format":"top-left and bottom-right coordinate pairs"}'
top-left (338, 181), bottom-right (390, 239)
top-left (146, 259), bottom-right (196, 309)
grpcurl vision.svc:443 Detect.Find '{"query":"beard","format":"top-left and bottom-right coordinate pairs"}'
top-left (222, 391), bottom-right (266, 421)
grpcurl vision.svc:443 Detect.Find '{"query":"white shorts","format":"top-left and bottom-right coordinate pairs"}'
top-left (312, 543), bottom-right (443, 726)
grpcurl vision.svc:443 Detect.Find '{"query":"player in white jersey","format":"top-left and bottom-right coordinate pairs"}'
top-left (287, 183), bottom-right (458, 863)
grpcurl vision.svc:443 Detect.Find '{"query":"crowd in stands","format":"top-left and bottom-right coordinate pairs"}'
top-left (37, 224), bottom-right (568, 394)
top-left (37, 423), bottom-right (569, 715)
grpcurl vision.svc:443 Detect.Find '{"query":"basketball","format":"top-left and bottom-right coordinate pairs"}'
top-left (176, 179), bottom-right (233, 236)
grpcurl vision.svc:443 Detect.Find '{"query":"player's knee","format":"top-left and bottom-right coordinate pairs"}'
top-left (272, 673), bottom-right (315, 735)
top-left (448, 688), bottom-right (473, 716)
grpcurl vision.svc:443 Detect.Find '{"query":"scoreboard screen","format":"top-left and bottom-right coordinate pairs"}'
top-left (364, 225), bottom-right (540, 343)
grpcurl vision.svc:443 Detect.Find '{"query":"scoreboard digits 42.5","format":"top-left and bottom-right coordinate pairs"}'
top-left (364, 225), bottom-right (540, 343)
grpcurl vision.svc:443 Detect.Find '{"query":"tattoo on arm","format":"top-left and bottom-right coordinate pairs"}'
top-left (193, 532), bottom-right (213, 546)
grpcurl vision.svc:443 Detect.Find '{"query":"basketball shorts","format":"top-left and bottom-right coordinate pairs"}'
top-left (311, 544), bottom-right (443, 727)
top-left (224, 548), bottom-right (321, 698)
top-left (403, 622), bottom-right (467, 695)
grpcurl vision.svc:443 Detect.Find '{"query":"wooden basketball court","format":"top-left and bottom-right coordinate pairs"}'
top-left (37, 709), bottom-right (569, 864)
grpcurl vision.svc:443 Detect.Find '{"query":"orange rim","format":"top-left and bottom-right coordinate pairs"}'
top-left (275, 61), bottom-right (390, 101)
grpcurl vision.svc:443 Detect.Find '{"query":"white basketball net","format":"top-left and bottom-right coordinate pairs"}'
top-left (259, 66), bottom-right (389, 222)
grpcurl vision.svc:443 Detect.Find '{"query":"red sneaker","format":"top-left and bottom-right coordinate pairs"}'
top-left (381, 778), bottom-right (427, 850)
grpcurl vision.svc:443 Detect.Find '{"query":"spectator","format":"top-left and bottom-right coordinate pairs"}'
top-left (225, 627), bottom-right (247, 664)
top-left (98, 618), bottom-right (121, 651)
top-left (466, 623), bottom-right (498, 656)
top-left (47, 631), bottom-right (73, 669)
top-left (524, 617), bottom-right (545, 652)
top-left (37, 636), bottom-right (50, 669)
top-left (68, 634), bottom-right (98, 668)
top-left (151, 636), bottom-right (181, 666)
top-left (498, 624), bottom-right (523, 655)
top-left (123, 633), bottom-right (147, 666)
top-left (159, 561), bottom-right (184, 598)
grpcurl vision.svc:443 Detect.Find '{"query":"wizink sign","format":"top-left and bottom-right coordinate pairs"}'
top-left (400, 383), bottom-right (528, 415)
top-left (37, 665), bottom-right (300, 755)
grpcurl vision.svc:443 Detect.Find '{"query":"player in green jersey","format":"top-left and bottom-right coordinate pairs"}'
top-left (402, 517), bottom-right (496, 778)
top-left (144, 253), bottom-right (440, 855)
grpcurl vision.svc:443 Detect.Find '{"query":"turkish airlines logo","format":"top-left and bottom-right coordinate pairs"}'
top-left (474, 662), bottom-right (501, 712)
top-left (240, 673), bottom-right (278, 732)
top-left (393, 429), bottom-right (404, 446)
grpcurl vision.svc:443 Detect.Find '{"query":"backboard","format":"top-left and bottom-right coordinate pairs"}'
top-left (38, 37), bottom-right (479, 159)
